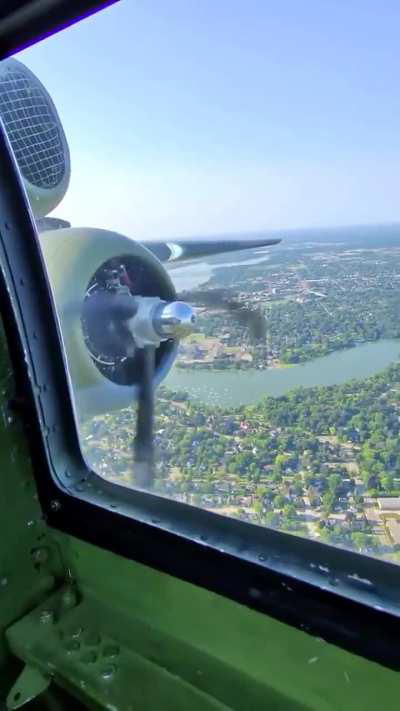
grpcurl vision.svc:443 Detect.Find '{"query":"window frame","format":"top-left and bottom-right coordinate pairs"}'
top-left (1, 23), bottom-right (400, 672)
top-left (0, 0), bottom-right (119, 58)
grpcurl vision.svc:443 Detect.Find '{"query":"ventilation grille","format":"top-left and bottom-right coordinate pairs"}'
top-left (0, 68), bottom-right (65, 189)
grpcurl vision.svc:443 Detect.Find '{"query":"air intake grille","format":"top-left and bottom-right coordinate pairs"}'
top-left (0, 68), bottom-right (65, 189)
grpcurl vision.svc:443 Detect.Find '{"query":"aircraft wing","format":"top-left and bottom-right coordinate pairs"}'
top-left (36, 218), bottom-right (282, 264)
top-left (36, 217), bottom-right (282, 262)
top-left (143, 237), bottom-right (281, 263)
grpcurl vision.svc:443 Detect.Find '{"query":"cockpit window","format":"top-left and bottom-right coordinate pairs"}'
top-left (9, 2), bottom-right (400, 566)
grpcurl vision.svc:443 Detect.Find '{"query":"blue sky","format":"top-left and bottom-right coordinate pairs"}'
top-left (19, 0), bottom-right (400, 240)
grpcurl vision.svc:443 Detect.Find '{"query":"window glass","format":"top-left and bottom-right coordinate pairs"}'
top-left (9, 1), bottom-right (400, 563)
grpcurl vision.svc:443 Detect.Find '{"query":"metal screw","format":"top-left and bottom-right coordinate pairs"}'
top-left (70, 626), bottom-right (83, 639)
top-left (32, 547), bottom-right (49, 564)
top-left (61, 587), bottom-right (78, 610)
top-left (39, 609), bottom-right (54, 625)
top-left (100, 665), bottom-right (116, 680)
top-left (50, 500), bottom-right (61, 512)
top-left (103, 645), bottom-right (120, 659)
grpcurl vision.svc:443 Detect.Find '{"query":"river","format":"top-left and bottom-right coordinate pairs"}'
top-left (165, 339), bottom-right (400, 407)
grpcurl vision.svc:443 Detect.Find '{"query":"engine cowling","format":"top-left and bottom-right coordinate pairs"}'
top-left (39, 226), bottom-right (178, 418)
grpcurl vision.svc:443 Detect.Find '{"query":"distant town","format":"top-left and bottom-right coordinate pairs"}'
top-left (176, 244), bottom-right (400, 370)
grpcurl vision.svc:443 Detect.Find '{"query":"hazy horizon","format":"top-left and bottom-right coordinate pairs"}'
top-left (136, 221), bottom-right (400, 244)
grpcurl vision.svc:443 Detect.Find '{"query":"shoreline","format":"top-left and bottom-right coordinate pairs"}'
top-left (175, 360), bottom-right (296, 372)
top-left (175, 337), bottom-right (400, 374)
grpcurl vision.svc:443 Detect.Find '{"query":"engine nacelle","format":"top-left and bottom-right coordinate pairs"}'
top-left (39, 227), bottom-right (178, 419)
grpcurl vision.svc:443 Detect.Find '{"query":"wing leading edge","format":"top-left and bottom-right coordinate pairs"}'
top-left (144, 237), bottom-right (281, 263)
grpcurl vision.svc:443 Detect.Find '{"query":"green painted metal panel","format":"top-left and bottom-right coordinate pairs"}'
top-left (51, 532), bottom-right (400, 711)
top-left (0, 319), bottom-right (62, 704)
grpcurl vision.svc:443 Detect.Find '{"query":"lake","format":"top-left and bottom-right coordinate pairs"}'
top-left (165, 339), bottom-right (400, 407)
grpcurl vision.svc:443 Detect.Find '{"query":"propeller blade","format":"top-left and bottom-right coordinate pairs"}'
top-left (227, 305), bottom-right (267, 343)
top-left (175, 288), bottom-right (231, 306)
top-left (176, 288), bottom-right (267, 343)
top-left (133, 345), bottom-right (156, 488)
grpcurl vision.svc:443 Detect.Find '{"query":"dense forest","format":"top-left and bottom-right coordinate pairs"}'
top-left (83, 360), bottom-right (400, 560)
